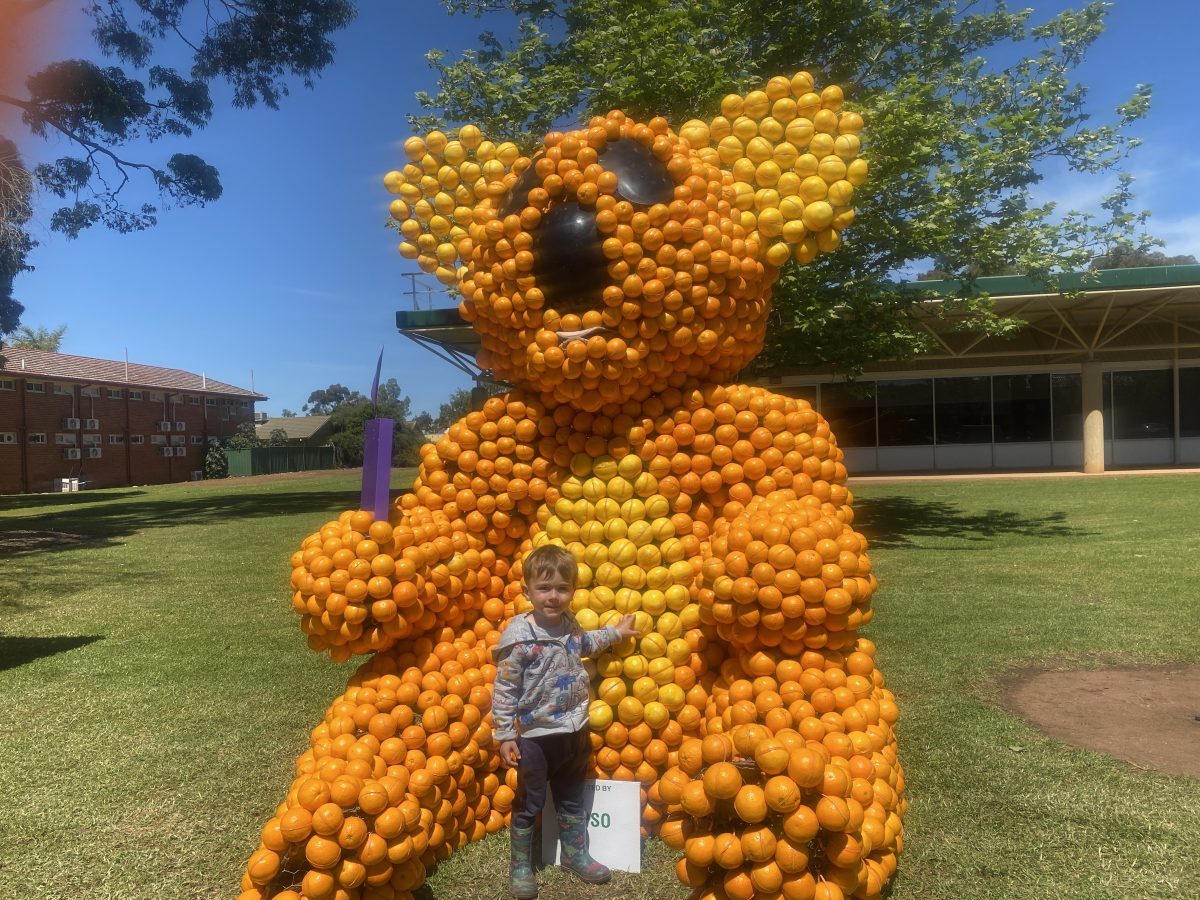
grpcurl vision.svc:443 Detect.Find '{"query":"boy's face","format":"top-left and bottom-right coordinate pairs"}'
top-left (525, 570), bottom-right (574, 626)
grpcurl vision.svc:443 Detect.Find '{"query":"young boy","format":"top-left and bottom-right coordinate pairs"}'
top-left (492, 543), bottom-right (639, 900)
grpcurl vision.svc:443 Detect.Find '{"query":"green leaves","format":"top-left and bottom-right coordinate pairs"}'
top-left (419, 0), bottom-right (1156, 377)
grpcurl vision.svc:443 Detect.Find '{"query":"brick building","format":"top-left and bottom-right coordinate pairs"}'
top-left (0, 347), bottom-right (267, 494)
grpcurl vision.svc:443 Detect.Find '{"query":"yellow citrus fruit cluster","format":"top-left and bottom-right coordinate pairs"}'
top-left (383, 124), bottom-right (519, 286)
top-left (677, 72), bottom-right (866, 267)
top-left (238, 629), bottom-right (514, 900)
top-left (660, 644), bottom-right (904, 900)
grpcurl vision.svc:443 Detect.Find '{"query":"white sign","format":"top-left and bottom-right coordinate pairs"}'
top-left (540, 779), bottom-right (642, 873)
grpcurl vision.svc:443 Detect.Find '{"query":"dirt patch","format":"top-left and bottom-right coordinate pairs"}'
top-left (0, 530), bottom-right (90, 553)
top-left (999, 663), bottom-right (1200, 778)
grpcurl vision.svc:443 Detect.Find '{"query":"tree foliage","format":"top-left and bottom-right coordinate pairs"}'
top-left (0, 0), bottom-right (356, 332)
top-left (1090, 247), bottom-right (1197, 270)
top-left (303, 382), bottom-right (364, 415)
top-left (329, 382), bottom-right (427, 467)
top-left (415, 0), bottom-right (1157, 375)
top-left (8, 322), bottom-right (66, 350)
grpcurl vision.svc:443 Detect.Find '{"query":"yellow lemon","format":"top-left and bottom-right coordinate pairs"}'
top-left (458, 123), bottom-right (482, 148)
top-left (720, 94), bottom-right (745, 118)
top-left (627, 520), bottom-right (653, 546)
top-left (636, 546), bottom-right (662, 569)
top-left (595, 498), bottom-right (620, 522)
top-left (640, 589), bottom-right (667, 616)
top-left (620, 566), bottom-right (646, 590)
top-left (603, 517), bottom-right (627, 541)
top-left (745, 136), bottom-right (774, 164)
top-left (765, 76), bottom-right (792, 100)
top-left (398, 241), bottom-right (419, 259)
top-left (633, 472), bottom-right (658, 497)
top-left (766, 241), bottom-right (791, 267)
top-left (803, 200), bottom-right (834, 231)
top-left (580, 520), bottom-right (605, 544)
top-left (680, 119), bottom-right (711, 149)
top-left (596, 652), bottom-right (622, 678)
top-left (773, 142), bottom-right (800, 170)
top-left (809, 133), bottom-right (835, 158)
top-left (621, 498), bottom-right (647, 522)
top-left (575, 608), bottom-right (600, 631)
top-left (617, 455), bottom-right (643, 479)
top-left (644, 495), bottom-right (670, 519)
top-left (816, 228), bottom-right (841, 252)
top-left (795, 92), bottom-right (821, 119)
top-left (403, 136), bottom-right (427, 161)
top-left (834, 134), bottom-right (861, 160)
top-left (790, 71), bottom-right (814, 95)
top-left (708, 115), bottom-right (732, 141)
top-left (645, 566), bottom-right (672, 591)
top-left (658, 683), bottom-right (686, 711)
top-left (617, 696), bottom-right (645, 726)
top-left (495, 142), bottom-right (520, 165)
top-left (648, 656), bottom-right (676, 685)
top-left (772, 97), bottom-right (798, 122)
top-left (598, 677), bottom-right (626, 705)
top-left (678, 603), bottom-right (702, 630)
top-left (838, 111), bottom-right (864, 135)
top-left (757, 207), bottom-right (784, 237)
top-left (755, 160), bottom-right (782, 188)
top-left (782, 220), bottom-right (808, 244)
top-left (652, 519), bottom-right (676, 542)
top-left (818, 155), bottom-right (848, 183)
top-left (592, 456), bottom-right (617, 480)
top-left (643, 700), bottom-right (670, 729)
top-left (846, 158), bottom-right (869, 185)
top-left (631, 676), bottom-right (659, 704)
top-left (641, 632), bottom-right (668, 659)
top-left (383, 170), bottom-right (406, 194)
top-left (757, 116), bottom-right (784, 142)
top-left (827, 180), bottom-right (855, 207)
top-left (588, 699), bottom-right (613, 731)
top-left (833, 207), bottom-right (857, 230)
top-left (614, 588), bottom-right (640, 614)
top-left (622, 654), bottom-right (648, 680)
top-left (666, 638), bottom-right (692, 665)
top-left (656, 612), bottom-right (683, 640)
top-left (732, 116), bottom-right (758, 143)
top-left (743, 90), bottom-right (770, 118)
top-left (799, 175), bottom-right (828, 203)
top-left (733, 181), bottom-right (756, 210)
top-left (780, 195), bottom-right (807, 221)
top-left (590, 585), bottom-right (615, 611)
top-left (821, 84), bottom-right (845, 110)
top-left (732, 157), bottom-right (757, 183)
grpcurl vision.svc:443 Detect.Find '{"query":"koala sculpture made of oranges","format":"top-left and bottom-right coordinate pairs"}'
top-left (239, 72), bottom-right (903, 900)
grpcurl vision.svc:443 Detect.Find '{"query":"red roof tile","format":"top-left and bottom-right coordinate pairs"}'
top-left (0, 347), bottom-right (267, 399)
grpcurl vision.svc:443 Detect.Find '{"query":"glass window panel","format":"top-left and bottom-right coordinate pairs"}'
top-left (1051, 373), bottom-right (1082, 442)
top-left (877, 378), bottom-right (933, 446)
top-left (1112, 369), bottom-right (1172, 439)
top-left (993, 374), bottom-right (1051, 442)
top-left (819, 382), bottom-right (876, 447)
top-left (934, 377), bottom-right (991, 444)
top-left (776, 385), bottom-right (818, 405)
top-left (1181, 368), bottom-right (1200, 438)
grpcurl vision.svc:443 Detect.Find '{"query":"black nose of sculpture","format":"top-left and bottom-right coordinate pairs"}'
top-left (499, 137), bottom-right (676, 309)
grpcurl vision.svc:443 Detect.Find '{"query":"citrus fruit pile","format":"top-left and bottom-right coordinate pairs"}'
top-left (238, 629), bottom-right (513, 900)
top-left (242, 69), bottom-right (904, 900)
top-left (384, 71), bottom-right (863, 414)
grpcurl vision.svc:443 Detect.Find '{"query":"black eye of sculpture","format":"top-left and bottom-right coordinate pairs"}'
top-left (596, 138), bottom-right (674, 206)
top-left (499, 161), bottom-right (542, 218)
top-left (530, 202), bottom-right (607, 311)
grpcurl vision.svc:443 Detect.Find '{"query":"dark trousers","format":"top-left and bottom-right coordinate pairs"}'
top-left (512, 727), bottom-right (589, 830)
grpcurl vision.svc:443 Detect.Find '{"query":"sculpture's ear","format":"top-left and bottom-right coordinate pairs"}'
top-left (677, 71), bottom-right (867, 268)
top-left (384, 126), bottom-right (524, 286)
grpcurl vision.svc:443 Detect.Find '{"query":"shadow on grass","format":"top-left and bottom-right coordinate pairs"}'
top-left (855, 496), bottom-right (1091, 549)
top-left (0, 489), bottom-right (363, 558)
top-left (0, 634), bottom-right (104, 671)
top-left (0, 490), bottom-right (146, 512)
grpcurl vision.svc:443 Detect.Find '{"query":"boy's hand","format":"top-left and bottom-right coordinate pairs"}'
top-left (613, 614), bottom-right (640, 639)
top-left (499, 740), bottom-right (521, 767)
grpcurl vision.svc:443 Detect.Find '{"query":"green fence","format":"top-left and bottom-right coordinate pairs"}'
top-left (225, 446), bottom-right (337, 476)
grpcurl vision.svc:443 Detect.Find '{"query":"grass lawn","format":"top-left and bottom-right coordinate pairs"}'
top-left (1, 471), bottom-right (1198, 899)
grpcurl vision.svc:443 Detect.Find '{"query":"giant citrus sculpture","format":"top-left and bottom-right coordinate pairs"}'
top-left (237, 70), bottom-right (903, 900)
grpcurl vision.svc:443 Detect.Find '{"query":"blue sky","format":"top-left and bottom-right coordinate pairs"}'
top-left (10, 1), bottom-right (1200, 417)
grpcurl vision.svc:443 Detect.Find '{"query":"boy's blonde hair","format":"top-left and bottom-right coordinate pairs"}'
top-left (522, 543), bottom-right (579, 587)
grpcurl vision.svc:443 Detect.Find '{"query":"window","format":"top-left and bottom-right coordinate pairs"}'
top-left (81, 386), bottom-right (99, 398)
top-left (777, 385), bottom-right (818, 405)
top-left (54, 382), bottom-right (72, 395)
top-left (0, 432), bottom-right (16, 444)
top-left (0, 378), bottom-right (14, 390)
top-left (55, 433), bottom-right (77, 446)
top-left (130, 435), bottom-right (145, 445)
top-left (108, 434), bottom-right (125, 445)
top-left (129, 390), bottom-right (143, 401)
top-left (993, 374), bottom-right (1051, 442)
top-left (108, 388), bottom-right (123, 400)
top-left (205, 398), bottom-right (217, 406)
top-left (223, 398), bottom-right (234, 406)
top-left (877, 378), bottom-right (933, 446)
top-left (819, 381), bottom-right (876, 447)
top-left (151, 435), bottom-right (167, 446)
top-left (82, 433), bottom-right (101, 447)
top-left (241, 400), bottom-right (251, 409)
top-left (28, 433), bottom-right (47, 444)
top-left (1050, 373), bottom-right (1082, 442)
top-left (26, 381), bottom-right (45, 393)
top-left (149, 391), bottom-right (164, 402)
top-left (190, 435), bottom-right (204, 445)
top-left (1181, 368), bottom-right (1200, 438)
top-left (188, 395), bottom-right (200, 405)
top-left (1111, 369), bottom-right (1173, 439)
top-left (170, 435), bottom-right (185, 446)
top-left (935, 377), bottom-right (991, 444)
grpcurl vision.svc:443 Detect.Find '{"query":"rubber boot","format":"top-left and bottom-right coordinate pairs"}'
top-left (557, 812), bottom-right (611, 884)
top-left (508, 824), bottom-right (539, 899)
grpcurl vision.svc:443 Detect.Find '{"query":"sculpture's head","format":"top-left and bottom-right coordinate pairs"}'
top-left (386, 72), bottom-right (865, 412)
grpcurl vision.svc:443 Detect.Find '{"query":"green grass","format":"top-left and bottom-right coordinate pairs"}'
top-left (1, 472), bottom-right (1198, 899)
